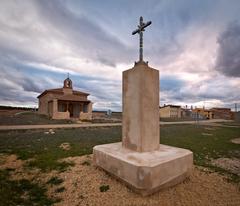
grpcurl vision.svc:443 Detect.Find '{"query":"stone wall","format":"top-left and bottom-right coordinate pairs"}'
top-left (159, 107), bottom-right (170, 118)
top-left (38, 93), bottom-right (57, 116)
top-left (159, 106), bottom-right (181, 118)
top-left (80, 112), bottom-right (92, 121)
top-left (52, 111), bottom-right (70, 120)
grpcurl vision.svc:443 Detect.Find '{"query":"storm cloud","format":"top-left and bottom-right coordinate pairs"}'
top-left (215, 21), bottom-right (240, 77)
top-left (0, 0), bottom-right (240, 111)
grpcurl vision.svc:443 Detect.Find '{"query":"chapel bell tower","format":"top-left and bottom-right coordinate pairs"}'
top-left (63, 75), bottom-right (73, 94)
top-left (63, 77), bottom-right (72, 89)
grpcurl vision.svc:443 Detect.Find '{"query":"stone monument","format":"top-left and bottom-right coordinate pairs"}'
top-left (93, 17), bottom-right (193, 196)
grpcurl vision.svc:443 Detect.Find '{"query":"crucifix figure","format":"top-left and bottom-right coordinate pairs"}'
top-left (132, 16), bottom-right (152, 64)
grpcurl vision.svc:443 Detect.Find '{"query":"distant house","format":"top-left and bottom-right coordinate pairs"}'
top-left (234, 111), bottom-right (240, 122)
top-left (159, 105), bottom-right (181, 118)
top-left (181, 108), bottom-right (192, 118)
top-left (192, 108), bottom-right (213, 119)
top-left (37, 77), bottom-right (92, 120)
top-left (210, 108), bottom-right (233, 120)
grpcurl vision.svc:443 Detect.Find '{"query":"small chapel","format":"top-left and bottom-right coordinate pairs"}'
top-left (37, 77), bottom-right (92, 120)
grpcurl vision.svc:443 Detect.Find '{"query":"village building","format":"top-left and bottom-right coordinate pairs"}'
top-left (37, 77), bottom-right (92, 120)
top-left (181, 108), bottom-right (192, 118)
top-left (234, 111), bottom-right (240, 122)
top-left (210, 108), bottom-right (233, 120)
top-left (159, 105), bottom-right (181, 118)
top-left (192, 108), bottom-right (213, 119)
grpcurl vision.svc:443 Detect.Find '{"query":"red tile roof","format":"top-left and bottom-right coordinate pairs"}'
top-left (37, 88), bottom-right (89, 98)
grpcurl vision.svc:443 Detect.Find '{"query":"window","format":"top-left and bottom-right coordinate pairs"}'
top-left (83, 104), bottom-right (88, 113)
top-left (58, 103), bottom-right (67, 112)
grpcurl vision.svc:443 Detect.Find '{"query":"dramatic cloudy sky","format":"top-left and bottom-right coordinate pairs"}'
top-left (0, 0), bottom-right (240, 111)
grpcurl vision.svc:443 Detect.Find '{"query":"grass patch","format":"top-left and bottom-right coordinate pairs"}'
top-left (220, 121), bottom-right (240, 127)
top-left (0, 169), bottom-right (57, 206)
top-left (0, 111), bottom-right (73, 125)
top-left (46, 176), bottom-right (63, 186)
top-left (0, 127), bottom-right (121, 171)
top-left (99, 185), bottom-right (110, 192)
top-left (160, 124), bottom-right (240, 183)
top-left (27, 157), bottom-right (74, 172)
top-left (0, 125), bottom-right (239, 182)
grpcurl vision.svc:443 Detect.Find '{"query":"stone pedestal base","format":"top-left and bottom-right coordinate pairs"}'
top-left (93, 142), bottom-right (193, 196)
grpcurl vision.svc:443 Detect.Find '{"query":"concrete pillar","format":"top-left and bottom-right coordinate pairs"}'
top-left (122, 62), bottom-right (160, 152)
top-left (53, 99), bottom-right (58, 113)
top-left (52, 99), bottom-right (58, 119)
top-left (87, 102), bottom-right (93, 114)
top-left (67, 102), bottom-right (69, 112)
top-left (80, 103), bottom-right (83, 112)
top-left (93, 62), bottom-right (193, 196)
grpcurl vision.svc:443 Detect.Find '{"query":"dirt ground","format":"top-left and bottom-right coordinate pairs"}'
top-left (1, 154), bottom-right (240, 206)
top-left (0, 109), bottom-right (24, 117)
top-left (231, 138), bottom-right (240, 144)
top-left (56, 156), bottom-right (240, 206)
top-left (211, 158), bottom-right (240, 176)
top-left (0, 154), bottom-right (23, 170)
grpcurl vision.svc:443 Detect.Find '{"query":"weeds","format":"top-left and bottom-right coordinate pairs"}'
top-left (0, 124), bottom-right (239, 204)
top-left (99, 185), bottom-right (110, 192)
top-left (47, 176), bottom-right (63, 186)
top-left (0, 169), bottom-right (57, 206)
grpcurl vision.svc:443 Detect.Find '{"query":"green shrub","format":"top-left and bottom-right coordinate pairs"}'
top-left (99, 185), bottom-right (110, 192)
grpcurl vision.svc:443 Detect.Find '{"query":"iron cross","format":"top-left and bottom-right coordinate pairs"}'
top-left (132, 16), bottom-right (152, 63)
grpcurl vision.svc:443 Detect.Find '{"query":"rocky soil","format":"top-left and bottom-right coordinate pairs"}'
top-left (54, 155), bottom-right (240, 206)
top-left (1, 154), bottom-right (240, 206)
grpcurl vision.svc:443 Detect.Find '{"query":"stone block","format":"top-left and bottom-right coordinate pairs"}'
top-left (93, 142), bottom-right (193, 196)
top-left (122, 63), bottom-right (160, 152)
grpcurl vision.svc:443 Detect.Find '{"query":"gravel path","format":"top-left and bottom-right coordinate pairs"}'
top-left (1, 154), bottom-right (239, 205)
top-left (0, 119), bottom-right (233, 130)
top-left (52, 155), bottom-right (240, 206)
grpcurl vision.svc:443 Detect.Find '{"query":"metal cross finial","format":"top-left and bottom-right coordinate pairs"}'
top-left (132, 16), bottom-right (152, 64)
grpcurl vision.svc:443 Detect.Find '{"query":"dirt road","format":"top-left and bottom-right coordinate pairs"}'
top-left (0, 119), bottom-right (233, 130)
